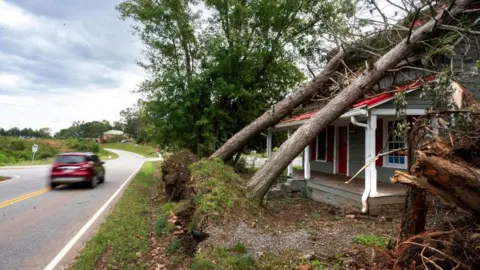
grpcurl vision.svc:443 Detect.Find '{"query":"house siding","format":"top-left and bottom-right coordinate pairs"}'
top-left (309, 122), bottom-right (400, 183)
top-left (452, 37), bottom-right (480, 99)
top-left (374, 89), bottom-right (434, 110)
top-left (348, 123), bottom-right (365, 179)
top-left (310, 161), bottom-right (333, 173)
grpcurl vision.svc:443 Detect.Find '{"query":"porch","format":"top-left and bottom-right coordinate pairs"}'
top-left (291, 170), bottom-right (407, 210)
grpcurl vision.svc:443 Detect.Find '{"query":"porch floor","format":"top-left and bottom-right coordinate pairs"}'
top-left (293, 170), bottom-right (406, 197)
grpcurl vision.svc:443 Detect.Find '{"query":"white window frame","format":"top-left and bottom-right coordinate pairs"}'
top-left (315, 129), bottom-right (328, 162)
top-left (382, 118), bottom-right (408, 169)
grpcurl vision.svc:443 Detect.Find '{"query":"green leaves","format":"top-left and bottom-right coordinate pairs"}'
top-left (117, 0), bottom-right (355, 156)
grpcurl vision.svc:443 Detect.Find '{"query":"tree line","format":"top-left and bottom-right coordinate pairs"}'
top-left (1, 105), bottom-right (144, 141)
top-left (0, 127), bottom-right (52, 138)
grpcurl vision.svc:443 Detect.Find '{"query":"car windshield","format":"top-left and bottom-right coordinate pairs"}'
top-left (55, 155), bottom-right (87, 164)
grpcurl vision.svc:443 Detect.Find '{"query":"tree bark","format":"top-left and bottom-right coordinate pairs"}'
top-left (392, 152), bottom-right (480, 213)
top-left (210, 49), bottom-right (346, 161)
top-left (397, 187), bottom-right (428, 243)
top-left (246, 0), bottom-right (473, 204)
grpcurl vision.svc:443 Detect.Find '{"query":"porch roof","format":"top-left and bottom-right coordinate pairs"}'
top-left (276, 74), bottom-right (436, 128)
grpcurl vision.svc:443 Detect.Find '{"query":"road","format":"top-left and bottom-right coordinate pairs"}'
top-left (0, 149), bottom-right (144, 270)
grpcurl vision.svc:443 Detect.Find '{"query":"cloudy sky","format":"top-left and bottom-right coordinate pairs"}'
top-left (0, 0), bottom-right (145, 133)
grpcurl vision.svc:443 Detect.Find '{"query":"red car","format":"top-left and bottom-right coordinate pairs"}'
top-left (50, 152), bottom-right (106, 189)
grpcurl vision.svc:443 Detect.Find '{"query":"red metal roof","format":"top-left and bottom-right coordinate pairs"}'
top-left (352, 74), bottom-right (436, 107)
top-left (279, 74), bottom-right (436, 124)
top-left (280, 110), bottom-right (318, 123)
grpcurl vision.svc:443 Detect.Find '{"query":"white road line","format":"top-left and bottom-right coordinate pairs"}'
top-left (43, 161), bottom-right (145, 270)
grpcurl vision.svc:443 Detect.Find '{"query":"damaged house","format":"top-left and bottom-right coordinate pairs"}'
top-left (265, 17), bottom-right (480, 212)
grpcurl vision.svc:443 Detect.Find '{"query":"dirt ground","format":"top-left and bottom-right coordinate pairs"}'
top-left (145, 165), bottom-right (469, 269)
top-left (199, 197), bottom-right (466, 267)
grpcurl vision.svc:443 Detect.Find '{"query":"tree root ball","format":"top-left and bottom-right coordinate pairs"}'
top-left (161, 149), bottom-right (198, 201)
top-left (393, 217), bottom-right (480, 269)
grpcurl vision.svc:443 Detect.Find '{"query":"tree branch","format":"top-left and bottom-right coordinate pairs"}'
top-left (407, 9), bottom-right (421, 44)
top-left (439, 24), bottom-right (480, 35)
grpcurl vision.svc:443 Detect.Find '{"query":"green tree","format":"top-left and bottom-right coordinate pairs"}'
top-left (117, 0), bottom-right (354, 156)
top-left (55, 121), bottom-right (112, 139)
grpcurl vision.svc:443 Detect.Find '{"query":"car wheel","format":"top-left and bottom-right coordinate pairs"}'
top-left (99, 174), bottom-right (105, 183)
top-left (50, 183), bottom-right (58, 189)
top-left (89, 176), bottom-right (98, 189)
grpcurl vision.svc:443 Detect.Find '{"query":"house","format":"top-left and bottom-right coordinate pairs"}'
top-left (102, 130), bottom-right (126, 142)
top-left (265, 17), bottom-right (480, 212)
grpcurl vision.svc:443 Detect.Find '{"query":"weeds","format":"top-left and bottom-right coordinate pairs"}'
top-left (191, 245), bottom-right (255, 270)
top-left (167, 238), bottom-right (182, 253)
top-left (352, 234), bottom-right (388, 248)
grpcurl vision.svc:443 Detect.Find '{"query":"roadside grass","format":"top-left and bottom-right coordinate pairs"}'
top-left (0, 149), bottom-right (118, 166)
top-left (99, 149), bottom-right (119, 161)
top-left (103, 143), bottom-right (157, 157)
top-left (70, 162), bottom-right (155, 270)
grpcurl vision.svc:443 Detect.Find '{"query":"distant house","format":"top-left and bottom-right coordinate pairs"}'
top-left (263, 12), bottom-right (480, 212)
top-left (103, 130), bottom-right (125, 142)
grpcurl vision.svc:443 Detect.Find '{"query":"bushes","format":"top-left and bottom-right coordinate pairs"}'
top-left (65, 139), bottom-right (99, 153)
top-left (0, 137), bottom-right (102, 165)
top-left (0, 137), bottom-right (58, 165)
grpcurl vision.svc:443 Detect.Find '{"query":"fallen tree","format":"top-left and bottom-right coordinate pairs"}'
top-left (246, 0), bottom-right (474, 204)
top-left (391, 115), bottom-right (480, 214)
top-left (210, 49), bottom-right (346, 161)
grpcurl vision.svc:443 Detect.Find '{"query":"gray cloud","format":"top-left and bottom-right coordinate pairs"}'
top-left (0, 0), bottom-right (145, 132)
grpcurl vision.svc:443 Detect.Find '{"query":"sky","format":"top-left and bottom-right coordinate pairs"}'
top-left (0, 0), bottom-right (403, 134)
top-left (0, 0), bottom-right (145, 133)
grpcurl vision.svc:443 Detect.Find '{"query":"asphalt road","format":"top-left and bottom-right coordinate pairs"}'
top-left (0, 149), bottom-right (145, 270)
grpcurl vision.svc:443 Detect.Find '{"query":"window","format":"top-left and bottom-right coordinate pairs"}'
top-left (55, 155), bottom-right (87, 164)
top-left (316, 130), bottom-right (327, 161)
top-left (384, 120), bottom-right (407, 168)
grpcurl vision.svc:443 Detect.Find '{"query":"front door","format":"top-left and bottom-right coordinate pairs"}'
top-left (337, 126), bottom-right (348, 174)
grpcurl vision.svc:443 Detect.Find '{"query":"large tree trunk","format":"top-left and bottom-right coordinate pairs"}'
top-left (246, 0), bottom-right (473, 204)
top-left (392, 151), bottom-right (480, 214)
top-left (397, 187), bottom-right (427, 243)
top-left (210, 49), bottom-right (346, 161)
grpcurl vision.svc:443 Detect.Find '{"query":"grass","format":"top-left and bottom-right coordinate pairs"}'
top-left (99, 149), bottom-right (119, 161)
top-left (166, 238), bottom-right (182, 253)
top-left (191, 245), bottom-right (326, 270)
top-left (189, 159), bottom-right (246, 223)
top-left (1, 149), bottom-right (118, 166)
top-left (191, 244), bottom-right (255, 270)
top-left (352, 234), bottom-right (388, 249)
top-left (70, 162), bottom-right (155, 270)
top-left (103, 143), bottom-right (157, 157)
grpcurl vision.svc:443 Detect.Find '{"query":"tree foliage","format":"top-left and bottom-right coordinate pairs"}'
top-left (120, 99), bottom-right (149, 142)
top-left (0, 127), bottom-right (52, 138)
top-left (117, 0), bottom-right (355, 156)
top-left (54, 120), bottom-right (113, 139)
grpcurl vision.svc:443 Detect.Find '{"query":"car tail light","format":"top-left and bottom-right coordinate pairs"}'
top-left (51, 163), bottom-right (60, 172)
top-left (80, 162), bottom-right (95, 170)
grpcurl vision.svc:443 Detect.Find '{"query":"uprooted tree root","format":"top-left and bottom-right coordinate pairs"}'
top-left (392, 216), bottom-right (480, 269)
top-left (161, 149), bottom-right (198, 201)
top-left (157, 152), bottom-right (259, 268)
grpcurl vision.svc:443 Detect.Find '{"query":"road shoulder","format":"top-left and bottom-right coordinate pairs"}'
top-left (67, 161), bottom-right (159, 270)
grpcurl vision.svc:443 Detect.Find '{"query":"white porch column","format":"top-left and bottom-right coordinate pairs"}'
top-left (366, 114), bottom-right (378, 196)
top-left (266, 130), bottom-right (273, 160)
top-left (304, 144), bottom-right (311, 179)
top-left (287, 129), bottom-right (294, 176)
